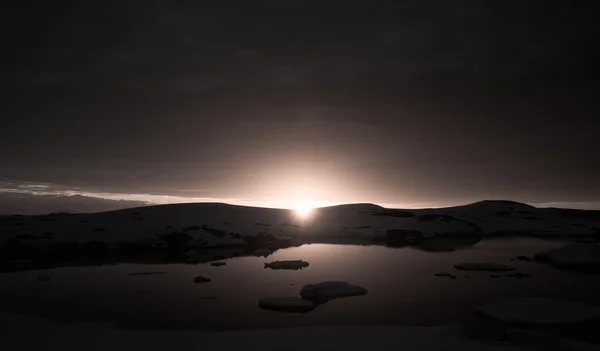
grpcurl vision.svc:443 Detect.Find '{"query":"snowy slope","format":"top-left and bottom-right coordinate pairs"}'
top-left (0, 313), bottom-right (531, 351)
top-left (425, 200), bottom-right (600, 236)
top-left (0, 200), bottom-right (598, 256)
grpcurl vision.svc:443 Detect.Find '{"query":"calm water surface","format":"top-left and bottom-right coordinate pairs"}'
top-left (1, 238), bottom-right (599, 330)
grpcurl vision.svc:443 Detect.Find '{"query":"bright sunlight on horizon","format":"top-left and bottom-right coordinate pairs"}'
top-left (289, 199), bottom-right (318, 220)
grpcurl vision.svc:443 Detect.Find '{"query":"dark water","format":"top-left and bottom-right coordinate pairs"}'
top-left (1, 238), bottom-right (599, 330)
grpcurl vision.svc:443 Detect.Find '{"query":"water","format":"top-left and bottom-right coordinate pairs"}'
top-left (1, 238), bottom-right (599, 330)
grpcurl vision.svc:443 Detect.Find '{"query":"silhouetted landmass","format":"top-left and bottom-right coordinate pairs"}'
top-left (2, 200), bottom-right (600, 273)
top-left (0, 192), bottom-right (150, 215)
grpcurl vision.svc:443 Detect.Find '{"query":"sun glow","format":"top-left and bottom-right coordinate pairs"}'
top-left (289, 198), bottom-right (319, 220)
top-left (293, 205), bottom-right (314, 219)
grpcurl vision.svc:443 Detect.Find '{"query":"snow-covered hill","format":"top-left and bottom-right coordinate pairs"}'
top-left (1, 200), bottom-right (598, 270)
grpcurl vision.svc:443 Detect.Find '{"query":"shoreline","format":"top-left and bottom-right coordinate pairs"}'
top-left (1, 234), bottom-right (590, 273)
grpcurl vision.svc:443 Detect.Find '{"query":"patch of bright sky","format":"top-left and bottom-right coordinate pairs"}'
top-left (1, 181), bottom-right (600, 210)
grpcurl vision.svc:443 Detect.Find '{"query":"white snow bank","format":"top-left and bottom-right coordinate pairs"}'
top-left (300, 281), bottom-right (368, 304)
top-left (425, 200), bottom-right (599, 236)
top-left (0, 313), bottom-right (530, 351)
top-left (474, 298), bottom-right (600, 325)
top-left (454, 263), bottom-right (514, 272)
top-left (258, 297), bottom-right (315, 313)
top-left (2, 200), bottom-right (600, 260)
top-left (264, 260), bottom-right (310, 270)
top-left (534, 244), bottom-right (600, 272)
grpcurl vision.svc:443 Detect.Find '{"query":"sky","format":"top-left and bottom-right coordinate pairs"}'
top-left (1, 1), bottom-right (599, 213)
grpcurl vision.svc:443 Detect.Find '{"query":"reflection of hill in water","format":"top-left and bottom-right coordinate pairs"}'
top-left (1, 240), bottom-right (599, 335)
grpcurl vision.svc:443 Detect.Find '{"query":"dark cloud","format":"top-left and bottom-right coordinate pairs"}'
top-left (0, 1), bottom-right (599, 207)
top-left (0, 192), bottom-right (149, 215)
top-left (3, 1), bottom-right (596, 94)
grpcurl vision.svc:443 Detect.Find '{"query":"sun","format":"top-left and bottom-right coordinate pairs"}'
top-left (289, 198), bottom-right (317, 220)
top-left (293, 205), bottom-right (314, 219)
